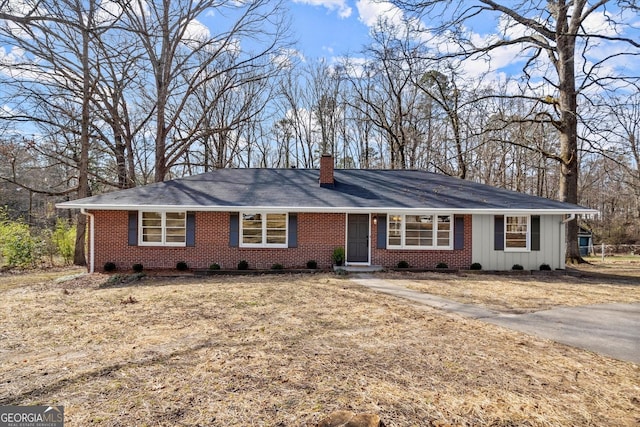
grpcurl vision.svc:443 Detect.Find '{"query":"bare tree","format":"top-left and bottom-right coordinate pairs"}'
top-left (0, 0), bottom-right (121, 264)
top-left (392, 0), bottom-right (640, 262)
top-left (343, 19), bottom-right (428, 169)
top-left (119, 0), bottom-right (289, 182)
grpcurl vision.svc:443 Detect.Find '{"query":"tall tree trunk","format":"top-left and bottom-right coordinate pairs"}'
top-left (73, 1), bottom-right (93, 266)
top-left (556, 6), bottom-right (582, 263)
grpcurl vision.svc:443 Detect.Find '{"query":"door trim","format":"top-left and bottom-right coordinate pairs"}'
top-left (345, 213), bottom-right (371, 265)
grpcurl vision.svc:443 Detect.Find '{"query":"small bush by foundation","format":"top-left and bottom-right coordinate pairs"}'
top-left (397, 260), bottom-right (409, 269)
top-left (306, 260), bottom-right (318, 269)
top-left (436, 262), bottom-right (448, 269)
top-left (512, 264), bottom-right (524, 270)
top-left (470, 262), bottom-right (482, 270)
top-left (237, 260), bottom-right (249, 270)
top-left (176, 261), bottom-right (189, 271)
top-left (132, 263), bottom-right (144, 273)
top-left (104, 262), bottom-right (116, 272)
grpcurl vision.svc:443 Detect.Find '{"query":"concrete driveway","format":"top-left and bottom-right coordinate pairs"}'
top-left (351, 275), bottom-right (640, 364)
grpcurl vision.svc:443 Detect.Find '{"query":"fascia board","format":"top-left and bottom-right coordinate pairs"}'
top-left (56, 203), bottom-right (599, 216)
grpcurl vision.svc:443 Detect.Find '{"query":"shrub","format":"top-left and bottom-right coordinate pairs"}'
top-left (332, 247), bottom-right (345, 266)
top-left (0, 211), bottom-right (37, 268)
top-left (237, 260), bottom-right (249, 270)
top-left (104, 262), bottom-right (117, 272)
top-left (512, 264), bottom-right (524, 270)
top-left (132, 263), bottom-right (144, 273)
top-left (209, 263), bottom-right (221, 270)
top-left (52, 218), bottom-right (76, 265)
top-left (470, 262), bottom-right (482, 270)
top-left (539, 263), bottom-right (552, 271)
top-left (435, 262), bottom-right (448, 269)
top-left (271, 263), bottom-right (284, 270)
top-left (306, 260), bottom-right (318, 269)
top-left (397, 260), bottom-right (410, 269)
top-left (176, 261), bottom-right (189, 271)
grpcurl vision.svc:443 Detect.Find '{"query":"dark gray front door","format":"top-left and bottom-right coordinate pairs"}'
top-left (347, 214), bottom-right (369, 263)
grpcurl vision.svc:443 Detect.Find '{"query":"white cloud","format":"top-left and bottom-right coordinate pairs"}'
top-left (292, 0), bottom-right (352, 19)
top-left (184, 18), bottom-right (211, 43)
top-left (271, 48), bottom-right (306, 68)
top-left (355, 0), bottom-right (402, 28)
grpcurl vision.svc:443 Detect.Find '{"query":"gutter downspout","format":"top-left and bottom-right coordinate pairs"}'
top-left (81, 208), bottom-right (95, 273)
top-left (560, 213), bottom-right (576, 269)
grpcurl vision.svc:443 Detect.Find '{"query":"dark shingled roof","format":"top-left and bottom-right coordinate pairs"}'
top-left (57, 168), bottom-right (595, 213)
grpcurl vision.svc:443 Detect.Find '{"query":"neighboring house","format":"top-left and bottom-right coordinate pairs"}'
top-left (57, 155), bottom-right (597, 272)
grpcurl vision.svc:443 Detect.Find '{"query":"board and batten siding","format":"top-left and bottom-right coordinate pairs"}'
top-left (472, 214), bottom-right (566, 270)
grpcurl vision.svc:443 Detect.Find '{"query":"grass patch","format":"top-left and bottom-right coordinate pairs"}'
top-left (395, 269), bottom-right (640, 314)
top-left (0, 270), bottom-right (638, 426)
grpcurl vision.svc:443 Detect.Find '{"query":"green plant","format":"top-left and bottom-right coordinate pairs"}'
top-left (52, 218), bottom-right (76, 265)
top-left (539, 263), bottom-right (552, 271)
top-left (271, 263), bottom-right (284, 270)
top-left (0, 211), bottom-right (37, 268)
top-left (332, 247), bottom-right (345, 266)
top-left (237, 260), bottom-right (249, 270)
top-left (436, 262), bottom-right (448, 269)
top-left (209, 263), bottom-right (221, 270)
top-left (470, 262), bottom-right (482, 270)
top-left (306, 260), bottom-right (318, 269)
top-left (176, 261), bottom-right (189, 271)
top-left (132, 263), bottom-right (144, 273)
top-left (104, 262), bottom-right (117, 272)
top-left (397, 260), bottom-right (409, 269)
top-left (512, 264), bottom-right (524, 270)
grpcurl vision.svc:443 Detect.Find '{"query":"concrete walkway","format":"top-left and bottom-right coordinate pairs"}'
top-left (350, 275), bottom-right (640, 364)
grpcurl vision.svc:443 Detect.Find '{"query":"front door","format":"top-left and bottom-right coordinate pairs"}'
top-left (347, 214), bottom-right (369, 263)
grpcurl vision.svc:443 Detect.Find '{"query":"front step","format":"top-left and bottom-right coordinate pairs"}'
top-left (333, 265), bottom-right (384, 272)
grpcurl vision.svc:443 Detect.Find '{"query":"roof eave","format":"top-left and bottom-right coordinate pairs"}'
top-left (56, 202), bottom-right (599, 216)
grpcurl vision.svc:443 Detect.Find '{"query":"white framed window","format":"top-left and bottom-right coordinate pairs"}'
top-left (140, 211), bottom-right (186, 246)
top-left (388, 213), bottom-right (452, 249)
top-left (505, 215), bottom-right (529, 251)
top-left (240, 212), bottom-right (287, 247)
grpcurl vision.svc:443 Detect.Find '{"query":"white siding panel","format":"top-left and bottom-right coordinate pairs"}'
top-left (472, 215), bottom-right (565, 270)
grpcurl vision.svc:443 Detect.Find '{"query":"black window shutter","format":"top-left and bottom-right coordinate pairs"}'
top-left (128, 211), bottom-right (138, 246)
top-left (376, 214), bottom-right (387, 249)
top-left (454, 215), bottom-right (464, 250)
top-left (288, 213), bottom-right (298, 248)
top-left (531, 215), bottom-right (541, 251)
top-left (494, 215), bottom-right (504, 251)
top-left (186, 212), bottom-right (196, 247)
top-left (229, 213), bottom-right (239, 247)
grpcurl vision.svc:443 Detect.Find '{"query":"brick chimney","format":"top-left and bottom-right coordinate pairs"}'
top-left (319, 154), bottom-right (335, 188)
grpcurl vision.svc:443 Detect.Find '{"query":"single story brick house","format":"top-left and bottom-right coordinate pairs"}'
top-left (57, 155), bottom-right (596, 272)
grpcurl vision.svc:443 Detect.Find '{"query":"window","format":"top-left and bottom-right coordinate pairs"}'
top-left (241, 213), bottom-right (287, 247)
top-left (140, 211), bottom-right (186, 246)
top-left (387, 214), bottom-right (452, 249)
top-left (505, 215), bottom-right (529, 250)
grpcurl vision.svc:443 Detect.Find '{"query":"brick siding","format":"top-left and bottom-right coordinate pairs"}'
top-left (371, 214), bottom-right (473, 269)
top-left (89, 211), bottom-right (472, 271)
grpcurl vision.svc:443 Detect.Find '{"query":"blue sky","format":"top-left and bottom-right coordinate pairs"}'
top-left (288, 1), bottom-right (369, 58)
top-left (286, 0), bottom-right (395, 59)
top-left (280, 0), bottom-right (639, 90)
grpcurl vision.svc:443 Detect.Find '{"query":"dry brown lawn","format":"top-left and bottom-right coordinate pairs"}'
top-left (392, 261), bottom-right (640, 314)
top-left (0, 267), bottom-right (639, 426)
